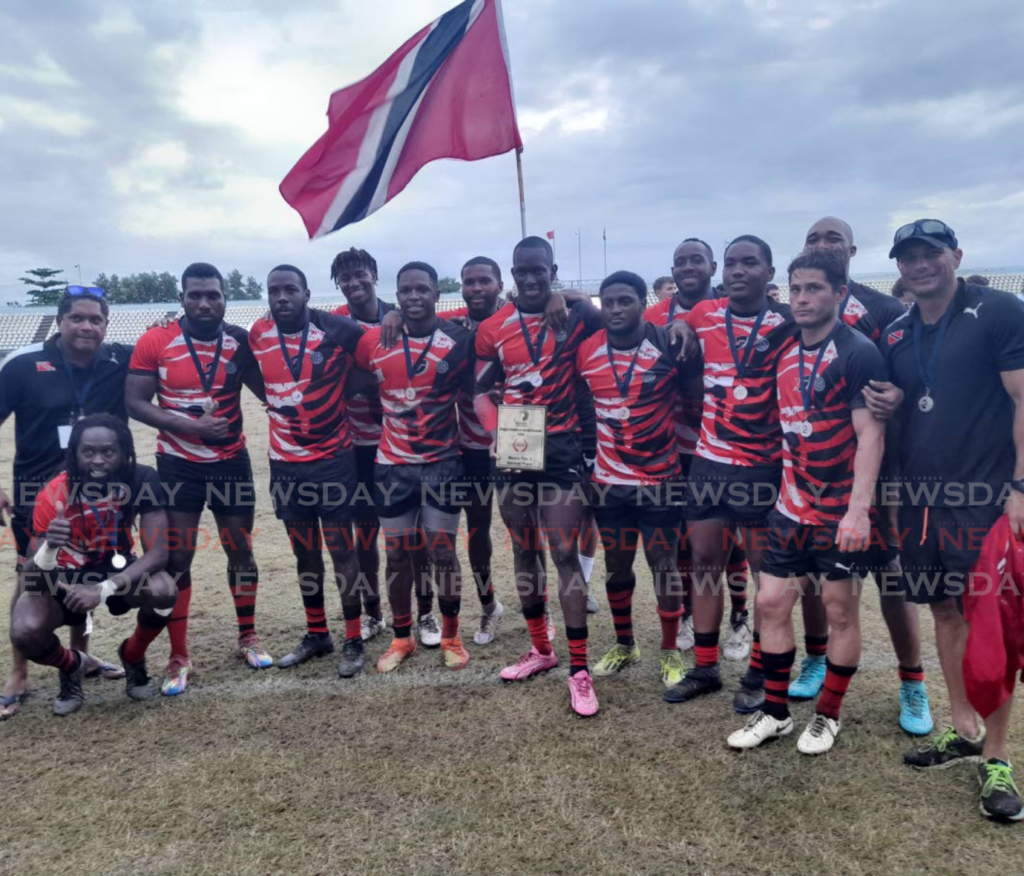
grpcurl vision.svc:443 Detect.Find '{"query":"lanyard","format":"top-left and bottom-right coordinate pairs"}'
top-left (725, 306), bottom-right (769, 379)
top-left (277, 317), bottom-right (310, 384)
top-left (181, 323), bottom-right (224, 394)
top-left (59, 351), bottom-right (95, 415)
top-left (85, 501), bottom-right (121, 554)
top-left (798, 324), bottom-right (840, 411)
top-left (403, 323), bottom-right (438, 382)
top-left (517, 306), bottom-right (547, 366)
top-left (912, 306), bottom-right (953, 395)
top-left (607, 339), bottom-right (643, 398)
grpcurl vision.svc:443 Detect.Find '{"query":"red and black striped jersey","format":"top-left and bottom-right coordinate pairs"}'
top-left (249, 310), bottom-right (363, 463)
top-left (577, 324), bottom-right (691, 485)
top-left (683, 298), bottom-right (797, 467)
top-left (355, 320), bottom-right (472, 465)
top-left (32, 467), bottom-right (165, 569)
top-left (644, 293), bottom-right (710, 456)
top-left (475, 299), bottom-right (603, 435)
top-left (329, 301), bottom-right (397, 446)
top-left (448, 306), bottom-right (503, 451)
top-left (841, 281), bottom-right (906, 342)
top-left (129, 320), bottom-right (253, 463)
top-left (776, 324), bottom-right (885, 525)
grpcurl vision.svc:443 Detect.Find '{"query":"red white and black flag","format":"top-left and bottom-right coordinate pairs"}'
top-left (280, 0), bottom-right (522, 239)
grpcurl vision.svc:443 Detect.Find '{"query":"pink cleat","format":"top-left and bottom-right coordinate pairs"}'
top-left (500, 646), bottom-right (559, 682)
top-left (568, 671), bottom-right (599, 717)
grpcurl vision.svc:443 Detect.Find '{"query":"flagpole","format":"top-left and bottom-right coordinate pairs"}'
top-left (603, 228), bottom-right (607, 277)
top-left (577, 228), bottom-right (583, 288)
top-left (515, 148), bottom-right (527, 239)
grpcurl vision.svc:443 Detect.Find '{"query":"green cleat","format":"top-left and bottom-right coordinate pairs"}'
top-left (592, 643), bottom-right (641, 677)
top-left (979, 760), bottom-right (1024, 822)
top-left (659, 649), bottom-right (686, 688)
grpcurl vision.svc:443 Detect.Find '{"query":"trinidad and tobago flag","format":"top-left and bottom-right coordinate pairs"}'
top-left (280, 0), bottom-right (522, 239)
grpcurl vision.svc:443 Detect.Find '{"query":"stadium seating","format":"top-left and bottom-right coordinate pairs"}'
top-left (0, 314), bottom-right (47, 351)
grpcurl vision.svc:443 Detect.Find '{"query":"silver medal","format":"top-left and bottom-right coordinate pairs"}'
top-left (202, 397), bottom-right (218, 414)
top-left (436, 360), bottom-right (449, 374)
top-left (800, 421), bottom-right (813, 437)
top-left (111, 553), bottom-right (127, 570)
top-left (529, 374), bottom-right (543, 387)
top-left (291, 390), bottom-right (303, 404)
top-left (405, 386), bottom-right (417, 401)
top-left (616, 407), bottom-right (631, 420)
top-left (918, 392), bottom-right (934, 413)
top-left (733, 385), bottom-right (748, 401)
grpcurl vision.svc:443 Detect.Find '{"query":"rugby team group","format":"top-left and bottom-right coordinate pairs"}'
top-left (2, 215), bottom-right (1022, 823)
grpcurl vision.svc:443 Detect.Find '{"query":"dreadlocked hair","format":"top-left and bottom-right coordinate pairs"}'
top-left (330, 248), bottom-right (378, 286)
top-left (65, 414), bottom-right (137, 509)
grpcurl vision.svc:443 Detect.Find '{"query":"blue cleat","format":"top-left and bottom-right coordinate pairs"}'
top-left (899, 679), bottom-right (934, 736)
top-left (789, 654), bottom-right (826, 699)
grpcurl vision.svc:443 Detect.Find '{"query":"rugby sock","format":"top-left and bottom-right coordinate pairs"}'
top-left (167, 574), bottom-right (192, 660)
top-left (727, 559), bottom-right (749, 616)
top-left (439, 599), bottom-right (460, 639)
top-left (817, 660), bottom-right (858, 720)
top-left (566, 625), bottom-right (588, 676)
top-left (657, 606), bottom-right (684, 650)
top-left (579, 554), bottom-right (595, 585)
top-left (805, 634), bottom-right (829, 659)
top-left (749, 631), bottom-right (764, 674)
top-left (524, 603), bottom-right (553, 655)
top-left (898, 665), bottom-right (925, 683)
top-left (694, 631), bottom-right (720, 668)
top-left (301, 577), bottom-right (329, 636)
top-left (343, 601), bottom-right (362, 642)
top-left (392, 611), bottom-right (414, 639)
top-left (762, 648), bottom-right (796, 720)
top-left (228, 569), bottom-right (257, 637)
top-left (606, 575), bottom-right (636, 646)
top-left (38, 638), bottom-right (80, 673)
top-left (124, 611), bottom-right (171, 663)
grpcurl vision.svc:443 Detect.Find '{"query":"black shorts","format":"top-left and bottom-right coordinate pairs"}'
top-left (898, 504), bottom-right (1005, 604)
top-left (269, 450), bottom-right (358, 523)
top-left (23, 561), bottom-right (136, 628)
top-left (157, 452), bottom-right (256, 517)
top-left (761, 509), bottom-right (875, 582)
top-left (593, 482), bottom-right (684, 548)
top-left (686, 457), bottom-right (781, 527)
top-left (494, 431), bottom-right (585, 492)
top-left (374, 458), bottom-right (465, 518)
top-left (351, 445), bottom-right (379, 520)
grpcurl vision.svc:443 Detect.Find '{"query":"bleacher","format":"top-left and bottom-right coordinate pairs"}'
top-left (0, 314), bottom-right (49, 351)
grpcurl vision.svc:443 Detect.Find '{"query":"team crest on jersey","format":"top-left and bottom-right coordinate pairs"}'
top-left (225, 361), bottom-right (238, 374)
top-left (310, 351), bottom-right (324, 365)
top-left (642, 371), bottom-right (657, 383)
top-left (762, 310), bottom-right (788, 329)
top-left (754, 336), bottom-right (770, 352)
top-left (436, 360), bottom-right (450, 374)
top-left (822, 340), bottom-right (839, 366)
top-left (845, 296), bottom-right (867, 319)
top-left (555, 330), bottom-right (568, 342)
top-left (639, 339), bottom-right (661, 359)
top-left (432, 331), bottom-right (456, 351)
top-left (35, 361), bottom-right (56, 372)
top-left (888, 330), bottom-right (905, 346)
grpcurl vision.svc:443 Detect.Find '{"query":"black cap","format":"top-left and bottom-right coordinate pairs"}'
top-left (889, 219), bottom-right (958, 259)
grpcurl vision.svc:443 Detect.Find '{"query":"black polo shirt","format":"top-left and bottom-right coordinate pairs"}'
top-left (882, 281), bottom-right (1024, 507)
top-left (0, 336), bottom-right (133, 511)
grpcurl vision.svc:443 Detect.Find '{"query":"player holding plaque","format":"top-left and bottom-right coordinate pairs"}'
top-left (474, 236), bottom-right (604, 717)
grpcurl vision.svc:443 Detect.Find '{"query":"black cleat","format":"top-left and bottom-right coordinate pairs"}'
top-left (54, 652), bottom-right (86, 716)
top-left (979, 760), bottom-right (1024, 822)
top-left (733, 668), bottom-right (765, 714)
top-left (663, 664), bottom-right (722, 703)
top-left (904, 726), bottom-right (985, 770)
top-left (278, 633), bottom-right (335, 669)
top-left (337, 637), bottom-right (366, 678)
top-left (118, 640), bottom-right (156, 701)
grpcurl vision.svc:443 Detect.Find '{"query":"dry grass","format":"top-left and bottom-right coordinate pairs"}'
top-left (1, 396), bottom-right (1021, 876)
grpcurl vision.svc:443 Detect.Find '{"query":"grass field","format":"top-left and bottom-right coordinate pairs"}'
top-left (1, 395), bottom-right (1021, 876)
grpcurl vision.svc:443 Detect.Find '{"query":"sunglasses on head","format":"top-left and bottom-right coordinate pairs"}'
top-left (65, 285), bottom-right (106, 298)
top-left (893, 220), bottom-right (956, 244)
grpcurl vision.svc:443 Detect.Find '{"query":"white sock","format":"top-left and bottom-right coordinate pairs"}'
top-left (579, 554), bottom-right (595, 585)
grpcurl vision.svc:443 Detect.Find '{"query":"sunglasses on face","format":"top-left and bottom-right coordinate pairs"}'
top-left (893, 220), bottom-right (956, 244)
top-left (65, 285), bottom-right (106, 298)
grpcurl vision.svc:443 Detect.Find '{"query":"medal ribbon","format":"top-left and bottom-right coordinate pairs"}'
top-left (403, 322), bottom-right (438, 386)
top-left (798, 324), bottom-right (841, 411)
top-left (517, 306), bottom-right (548, 366)
top-left (607, 340), bottom-right (643, 400)
top-left (181, 321), bottom-right (224, 395)
top-left (85, 501), bottom-right (122, 558)
top-left (725, 306), bottom-right (769, 380)
top-left (911, 306), bottom-right (953, 401)
top-left (277, 317), bottom-right (310, 384)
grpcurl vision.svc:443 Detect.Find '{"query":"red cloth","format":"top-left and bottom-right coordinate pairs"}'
top-left (963, 515), bottom-right (1024, 718)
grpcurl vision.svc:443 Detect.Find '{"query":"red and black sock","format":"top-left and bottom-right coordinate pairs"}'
top-left (438, 599), bottom-right (460, 639)
top-left (342, 600), bottom-right (362, 642)
top-left (749, 631), bottom-right (764, 674)
top-left (524, 602), bottom-right (553, 655)
top-left (228, 569), bottom-right (257, 638)
top-left (38, 637), bottom-right (81, 673)
top-left (727, 560), bottom-right (749, 617)
top-left (167, 572), bottom-right (192, 660)
top-left (606, 575), bottom-right (636, 646)
top-left (300, 576), bottom-right (329, 636)
top-left (762, 648), bottom-right (796, 720)
top-left (817, 660), bottom-right (858, 720)
top-left (694, 630), bottom-right (719, 668)
top-left (123, 610), bottom-right (172, 664)
top-left (392, 611), bottom-right (414, 639)
top-left (898, 664), bottom-right (925, 683)
top-left (566, 625), bottom-right (588, 676)
top-left (657, 606), bottom-right (684, 650)
top-left (805, 634), bottom-right (829, 659)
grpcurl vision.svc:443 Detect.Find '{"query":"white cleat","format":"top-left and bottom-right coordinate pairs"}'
top-left (723, 614), bottom-right (752, 661)
top-left (676, 615), bottom-right (695, 652)
top-left (474, 600), bottom-right (505, 645)
top-left (727, 711), bottom-right (794, 750)
top-left (797, 714), bottom-right (841, 755)
top-left (361, 615), bottom-right (387, 642)
top-left (417, 612), bottom-right (442, 648)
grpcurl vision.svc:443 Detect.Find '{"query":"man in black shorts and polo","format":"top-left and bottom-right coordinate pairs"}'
top-left (882, 220), bottom-right (1024, 821)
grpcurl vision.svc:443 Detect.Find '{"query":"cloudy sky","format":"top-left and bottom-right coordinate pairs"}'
top-left (2, 0), bottom-right (1023, 303)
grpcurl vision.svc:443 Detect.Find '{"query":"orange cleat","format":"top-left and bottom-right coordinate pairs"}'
top-left (377, 636), bottom-right (417, 673)
top-left (441, 636), bottom-right (470, 671)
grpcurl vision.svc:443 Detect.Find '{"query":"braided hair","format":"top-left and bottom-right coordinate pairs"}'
top-left (330, 248), bottom-right (379, 287)
top-left (65, 413), bottom-right (137, 508)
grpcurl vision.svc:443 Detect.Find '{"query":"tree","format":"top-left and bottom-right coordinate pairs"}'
top-left (19, 267), bottom-right (65, 306)
top-left (225, 269), bottom-right (245, 300)
top-left (96, 271), bottom-right (178, 305)
top-left (243, 276), bottom-right (264, 300)
top-left (438, 275), bottom-right (461, 295)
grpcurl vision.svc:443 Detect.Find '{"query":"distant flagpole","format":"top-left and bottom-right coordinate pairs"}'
top-left (577, 228), bottom-right (583, 287)
top-left (603, 227), bottom-right (607, 277)
top-left (516, 148), bottom-right (527, 239)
